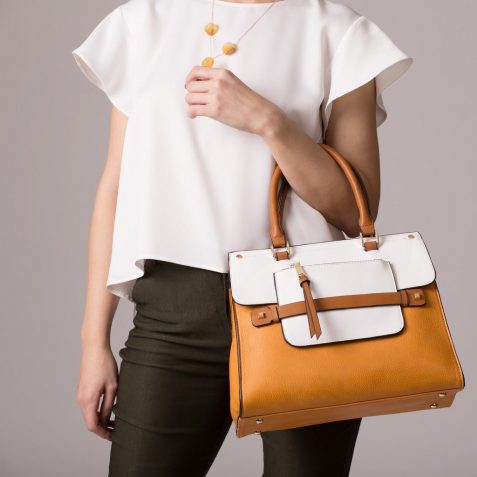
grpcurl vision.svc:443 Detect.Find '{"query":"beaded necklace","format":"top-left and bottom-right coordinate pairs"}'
top-left (201, 0), bottom-right (281, 67)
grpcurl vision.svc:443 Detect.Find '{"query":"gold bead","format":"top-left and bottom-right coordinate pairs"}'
top-left (201, 57), bottom-right (214, 67)
top-left (204, 22), bottom-right (219, 35)
top-left (222, 42), bottom-right (237, 55)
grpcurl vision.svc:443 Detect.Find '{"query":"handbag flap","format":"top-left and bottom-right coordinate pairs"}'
top-left (228, 231), bottom-right (435, 305)
top-left (274, 259), bottom-right (404, 346)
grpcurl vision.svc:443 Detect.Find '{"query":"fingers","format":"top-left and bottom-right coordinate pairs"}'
top-left (186, 103), bottom-right (219, 119)
top-left (184, 65), bottom-right (215, 85)
top-left (185, 92), bottom-right (215, 106)
top-left (99, 383), bottom-right (118, 428)
top-left (78, 389), bottom-right (114, 441)
top-left (186, 79), bottom-right (214, 93)
top-left (184, 66), bottom-right (232, 90)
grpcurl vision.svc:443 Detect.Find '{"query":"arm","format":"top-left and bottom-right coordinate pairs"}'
top-left (81, 106), bottom-right (126, 347)
top-left (76, 105), bottom-right (128, 441)
top-left (184, 67), bottom-right (380, 238)
top-left (260, 78), bottom-right (380, 238)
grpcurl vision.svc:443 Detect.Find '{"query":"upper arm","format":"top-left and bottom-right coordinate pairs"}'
top-left (325, 77), bottom-right (381, 223)
top-left (320, 14), bottom-right (414, 226)
top-left (101, 106), bottom-right (128, 194)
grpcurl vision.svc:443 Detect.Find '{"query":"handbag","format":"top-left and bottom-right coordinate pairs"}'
top-left (227, 142), bottom-right (465, 438)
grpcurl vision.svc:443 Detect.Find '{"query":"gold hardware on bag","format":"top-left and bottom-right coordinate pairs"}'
top-left (250, 287), bottom-right (427, 327)
top-left (360, 230), bottom-right (380, 250)
top-left (228, 142), bottom-right (466, 439)
top-left (270, 240), bottom-right (291, 260)
top-left (292, 261), bottom-right (305, 276)
top-left (250, 305), bottom-right (279, 326)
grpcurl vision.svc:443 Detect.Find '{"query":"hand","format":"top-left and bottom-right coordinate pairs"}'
top-left (76, 345), bottom-right (118, 441)
top-left (184, 65), bottom-right (284, 136)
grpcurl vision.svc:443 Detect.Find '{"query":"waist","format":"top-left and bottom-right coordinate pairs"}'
top-left (145, 258), bottom-right (230, 287)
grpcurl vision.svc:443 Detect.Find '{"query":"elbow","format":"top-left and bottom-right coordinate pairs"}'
top-left (341, 203), bottom-right (379, 239)
top-left (342, 222), bottom-right (361, 239)
top-left (341, 215), bottom-right (361, 239)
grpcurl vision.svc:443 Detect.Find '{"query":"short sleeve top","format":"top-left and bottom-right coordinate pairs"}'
top-left (71, 0), bottom-right (413, 302)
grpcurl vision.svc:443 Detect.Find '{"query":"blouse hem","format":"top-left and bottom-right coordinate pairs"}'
top-left (106, 254), bottom-right (231, 302)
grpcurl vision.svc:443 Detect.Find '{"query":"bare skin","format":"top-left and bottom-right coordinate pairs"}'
top-left (184, 65), bottom-right (380, 237)
top-left (77, 64), bottom-right (380, 440)
top-left (76, 107), bottom-right (126, 441)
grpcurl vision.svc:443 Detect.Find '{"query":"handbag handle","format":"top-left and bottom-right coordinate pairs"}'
top-left (269, 142), bottom-right (379, 258)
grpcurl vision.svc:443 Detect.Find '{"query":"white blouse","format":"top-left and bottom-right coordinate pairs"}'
top-left (71, 0), bottom-right (413, 302)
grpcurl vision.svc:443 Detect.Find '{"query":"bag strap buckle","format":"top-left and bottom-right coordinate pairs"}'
top-left (270, 240), bottom-right (291, 260)
top-left (360, 230), bottom-right (380, 251)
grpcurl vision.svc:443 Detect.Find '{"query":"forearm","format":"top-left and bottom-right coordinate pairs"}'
top-left (258, 107), bottom-right (361, 237)
top-left (81, 178), bottom-right (120, 350)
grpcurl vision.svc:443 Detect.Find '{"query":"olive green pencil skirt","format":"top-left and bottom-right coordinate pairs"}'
top-left (109, 259), bottom-right (362, 477)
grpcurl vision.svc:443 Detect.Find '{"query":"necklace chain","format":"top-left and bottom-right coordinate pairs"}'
top-left (202, 0), bottom-right (280, 67)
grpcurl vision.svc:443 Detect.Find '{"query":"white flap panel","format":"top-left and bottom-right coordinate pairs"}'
top-left (228, 231), bottom-right (435, 305)
top-left (274, 259), bottom-right (404, 346)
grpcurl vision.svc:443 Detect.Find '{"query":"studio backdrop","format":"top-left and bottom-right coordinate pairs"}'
top-left (0, 1), bottom-right (475, 476)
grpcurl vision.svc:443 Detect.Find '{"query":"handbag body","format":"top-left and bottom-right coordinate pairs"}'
top-left (227, 143), bottom-right (465, 438)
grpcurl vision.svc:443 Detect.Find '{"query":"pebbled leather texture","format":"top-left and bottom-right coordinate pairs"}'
top-left (228, 144), bottom-right (464, 438)
top-left (228, 280), bottom-right (465, 438)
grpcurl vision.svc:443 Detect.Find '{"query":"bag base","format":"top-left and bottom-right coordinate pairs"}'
top-left (228, 280), bottom-right (465, 438)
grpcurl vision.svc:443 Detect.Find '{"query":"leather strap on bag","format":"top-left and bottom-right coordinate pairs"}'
top-left (293, 262), bottom-right (322, 338)
top-left (269, 143), bottom-right (379, 258)
top-left (251, 287), bottom-right (426, 328)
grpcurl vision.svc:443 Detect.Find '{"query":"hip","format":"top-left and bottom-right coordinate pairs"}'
top-left (120, 259), bottom-right (232, 371)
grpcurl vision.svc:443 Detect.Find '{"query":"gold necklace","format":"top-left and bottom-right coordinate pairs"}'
top-left (201, 0), bottom-right (280, 67)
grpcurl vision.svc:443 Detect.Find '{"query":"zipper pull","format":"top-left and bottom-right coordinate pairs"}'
top-left (292, 261), bottom-right (306, 278)
top-left (291, 262), bottom-right (321, 339)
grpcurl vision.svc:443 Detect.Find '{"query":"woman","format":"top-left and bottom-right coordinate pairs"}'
top-left (72, 0), bottom-right (413, 475)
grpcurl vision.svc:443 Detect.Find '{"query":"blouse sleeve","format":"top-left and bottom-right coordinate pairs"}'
top-left (71, 5), bottom-right (136, 116)
top-left (321, 15), bottom-right (414, 136)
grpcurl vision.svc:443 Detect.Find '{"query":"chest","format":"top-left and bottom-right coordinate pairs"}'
top-left (132, 1), bottom-right (325, 130)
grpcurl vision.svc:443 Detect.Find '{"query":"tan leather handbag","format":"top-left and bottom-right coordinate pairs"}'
top-left (227, 143), bottom-right (465, 438)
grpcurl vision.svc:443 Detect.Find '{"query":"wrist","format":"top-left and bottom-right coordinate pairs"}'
top-left (258, 104), bottom-right (287, 141)
top-left (81, 326), bottom-right (111, 351)
top-left (81, 337), bottom-right (111, 352)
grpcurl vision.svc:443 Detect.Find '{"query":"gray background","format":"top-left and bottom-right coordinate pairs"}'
top-left (1, 0), bottom-right (475, 475)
